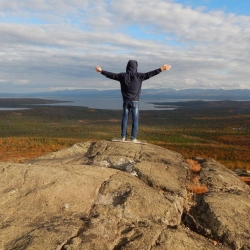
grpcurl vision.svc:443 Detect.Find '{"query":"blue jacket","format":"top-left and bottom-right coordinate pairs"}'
top-left (101, 60), bottom-right (162, 101)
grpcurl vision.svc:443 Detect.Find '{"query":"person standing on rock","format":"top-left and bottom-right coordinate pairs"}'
top-left (95, 60), bottom-right (171, 142)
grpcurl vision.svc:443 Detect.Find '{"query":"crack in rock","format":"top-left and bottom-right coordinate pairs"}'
top-left (19, 164), bottom-right (31, 191)
top-left (59, 219), bottom-right (90, 250)
top-left (113, 228), bottom-right (143, 250)
top-left (60, 172), bottom-right (120, 250)
top-left (95, 173), bottom-right (132, 208)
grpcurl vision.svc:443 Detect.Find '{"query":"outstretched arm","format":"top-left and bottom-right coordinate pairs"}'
top-left (140, 64), bottom-right (172, 81)
top-left (95, 65), bottom-right (102, 72)
top-left (95, 65), bottom-right (121, 81)
top-left (160, 64), bottom-right (171, 71)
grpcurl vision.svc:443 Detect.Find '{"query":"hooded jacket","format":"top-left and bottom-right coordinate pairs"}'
top-left (101, 60), bottom-right (162, 101)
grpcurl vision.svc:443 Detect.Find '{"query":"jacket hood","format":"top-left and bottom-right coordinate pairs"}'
top-left (126, 60), bottom-right (138, 73)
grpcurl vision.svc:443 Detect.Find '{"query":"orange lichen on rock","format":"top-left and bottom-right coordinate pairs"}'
top-left (187, 158), bottom-right (208, 194)
top-left (239, 176), bottom-right (250, 185)
top-left (187, 183), bottom-right (209, 194)
top-left (187, 159), bottom-right (202, 173)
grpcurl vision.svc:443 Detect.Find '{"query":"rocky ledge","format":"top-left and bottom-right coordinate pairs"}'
top-left (0, 141), bottom-right (249, 250)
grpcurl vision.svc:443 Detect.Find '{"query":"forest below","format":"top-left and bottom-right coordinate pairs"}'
top-left (0, 98), bottom-right (249, 171)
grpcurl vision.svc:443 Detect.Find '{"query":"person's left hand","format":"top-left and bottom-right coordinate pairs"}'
top-left (95, 65), bottom-right (102, 72)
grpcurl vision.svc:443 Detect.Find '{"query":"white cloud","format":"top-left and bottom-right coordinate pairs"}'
top-left (14, 79), bottom-right (31, 85)
top-left (0, 0), bottom-right (89, 13)
top-left (0, 0), bottom-right (249, 93)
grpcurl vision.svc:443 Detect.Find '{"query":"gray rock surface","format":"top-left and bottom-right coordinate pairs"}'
top-left (185, 158), bottom-right (250, 250)
top-left (0, 141), bottom-right (249, 250)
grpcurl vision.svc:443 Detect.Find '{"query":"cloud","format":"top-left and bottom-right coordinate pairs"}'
top-left (0, 0), bottom-right (89, 14)
top-left (14, 79), bottom-right (31, 85)
top-left (0, 0), bottom-right (249, 93)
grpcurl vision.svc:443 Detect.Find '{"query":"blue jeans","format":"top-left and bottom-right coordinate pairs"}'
top-left (121, 101), bottom-right (139, 140)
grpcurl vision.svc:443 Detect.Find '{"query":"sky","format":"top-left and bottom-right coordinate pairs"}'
top-left (0, 0), bottom-right (250, 93)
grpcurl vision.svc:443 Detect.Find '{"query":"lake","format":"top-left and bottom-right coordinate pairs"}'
top-left (43, 97), bottom-right (180, 110)
top-left (0, 96), bottom-right (215, 111)
top-left (0, 108), bottom-right (31, 111)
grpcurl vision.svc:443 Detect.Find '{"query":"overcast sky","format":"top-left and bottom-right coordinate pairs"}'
top-left (1, 0), bottom-right (250, 93)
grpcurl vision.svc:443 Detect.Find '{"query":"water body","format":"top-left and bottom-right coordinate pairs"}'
top-left (0, 108), bottom-right (31, 111)
top-left (0, 97), bottom-right (215, 111)
top-left (43, 97), bottom-right (178, 110)
top-left (0, 98), bottom-right (176, 111)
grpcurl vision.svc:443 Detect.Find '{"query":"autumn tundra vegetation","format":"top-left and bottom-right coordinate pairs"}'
top-left (0, 98), bottom-right (249, 174)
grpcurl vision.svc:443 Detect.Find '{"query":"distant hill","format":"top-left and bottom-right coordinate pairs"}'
top-left (1, 88), bottom-right (250, 100)
top-left (142, 88), bottom-right (250, 100)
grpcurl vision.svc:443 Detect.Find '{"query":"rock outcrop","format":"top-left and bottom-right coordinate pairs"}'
top-left (0, 141), bottom-right (249, 250)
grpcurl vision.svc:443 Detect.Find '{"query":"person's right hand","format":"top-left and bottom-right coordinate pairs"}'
top-left (95, 65), bottom-right (102, 72)
top-left (161, 64), bottom-right (171, 71)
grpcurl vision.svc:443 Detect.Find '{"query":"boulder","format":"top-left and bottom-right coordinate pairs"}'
top-left (0, 141), bottom-right (249, 250)
top-left (183, 158), bottom-right (250, 250)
